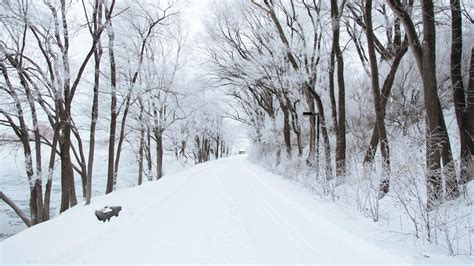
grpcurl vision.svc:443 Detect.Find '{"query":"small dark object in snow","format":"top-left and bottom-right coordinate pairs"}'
top-left (95, 206), bottom-right (122, 222)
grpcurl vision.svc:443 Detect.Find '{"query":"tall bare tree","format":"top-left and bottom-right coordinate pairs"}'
top-left (330, 0), bottom-right (347, 179)
top-left (363, 0), bottom-right (391, 197)
top-left (106, 0), bottom-right (179, 192)
top-left (450, 0), bottom-right (473, 185)
top-left (386, 0), bottom-right (458, 208)
top-left (86, 0), bottom-right (106, 204)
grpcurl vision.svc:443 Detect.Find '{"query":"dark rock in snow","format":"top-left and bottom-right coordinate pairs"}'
top-left (95, 206), bottom-right (122, 222)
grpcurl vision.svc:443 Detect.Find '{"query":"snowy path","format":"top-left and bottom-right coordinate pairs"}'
top-left (1, 156), bottom-right (408, 264)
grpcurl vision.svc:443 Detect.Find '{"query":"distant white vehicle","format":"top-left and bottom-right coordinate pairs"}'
top-left (239, 149), bottom-right (246, 155)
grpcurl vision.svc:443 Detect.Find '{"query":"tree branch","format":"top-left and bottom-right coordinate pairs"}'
top-left (0, 191), bottom-right (31, 227)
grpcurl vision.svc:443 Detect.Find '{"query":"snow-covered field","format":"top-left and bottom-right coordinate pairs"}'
top-left (1, 155), bottom-right (470, 264)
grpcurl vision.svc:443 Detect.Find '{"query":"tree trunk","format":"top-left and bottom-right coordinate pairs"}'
top-left (30, 105), bottom-right (43, 224)
top-left (468, 47), bottom-right (474, 157)
top-left (43, 125), bottom-right (60, 220)
top-left (181, 140), bottom-right (187, 159)
top-left (363, 42), bottom-right (408, 164)
top-left (86, 9), bottom-right (103, 204)
top-left (276, 95), bottom-right (292, 158)
top-left (364, 0), bottom-right (391, 197)
top-left (313, 93), bottom-right (334, 180)
top-left (206, 138), bottom-right (212, 162)
top-left (450, 0), bottom-right (472, 186)
top-left (220, 140), bottom-right (225, 158)
top-left (195, 136), bottom-right (201, 163)
top-left (105, 8), bottom-right (117, 194)
top-left (281, 103), bottom-right (292, 159)
top-left (9, 52), bottom-right (45, 223)
top-left (420, 0), bottom-right (448, 209)
top-left (305, 91), bottom-right (316, 164)
top-left (328, 50), bottom-right (338, 133)
top-left (215, 135), bottom-right (220, 160)
top-left (146, 126), bottom-right (153, 180)
top-left (0, 192), bottom-right (31, 227)
top-left (295, 128), bottom-right (303, 158)
top-left (174, 141), bottom-right (179, 160)
top-left (26, 90), bottom-right (43, 223)
top-left (2, 62), bottom-right (43, 222)
top-left (156, 130), bottom-right (164, 180)
top-left (59, 121), bottom-right (77, 212)
top-left (465, 46), bottom-right (474, 183)
top-left (113, 94), bottom-right (132, 189)
top-left (331, 0), bottom-right (346, 178)
top-left (439, 100), bottom-right (459, 198)
top-left (287, 96), bottom-right (303, 157)
top-left (30, 180), bottom-right (44, 225)
top-left (138, 101), bottom-right (145, 186)
top-left (202, 137), bottom-right (206, 162)
top-left (71, 127), bottom-right (88, 198)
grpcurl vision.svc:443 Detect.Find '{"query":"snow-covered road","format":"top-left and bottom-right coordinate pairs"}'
top-left (1, 156), bottom-right (408, 264)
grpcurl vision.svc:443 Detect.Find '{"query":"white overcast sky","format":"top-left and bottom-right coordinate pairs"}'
top-left (182, 0), bottom-right (212, 38)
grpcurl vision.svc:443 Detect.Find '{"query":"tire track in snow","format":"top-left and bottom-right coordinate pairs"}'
top-left (199, 161), bottom-right (258, 263)
top-left (213, 158), bottom-right (321, 262)
top-left (237, 158), bottom-right (407, 264)
top-left (237, 160), bottom-right (322, 255)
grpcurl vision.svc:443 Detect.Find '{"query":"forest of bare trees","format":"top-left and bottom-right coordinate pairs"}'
top-left (203, 0), bottom-right (472, 254)
top-left (0, 0), bottom-right (231, 227)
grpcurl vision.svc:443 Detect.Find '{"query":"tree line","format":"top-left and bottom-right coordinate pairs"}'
top-left (0, 0), bottom-right (231, 228)
top-left (204, 0), bottom-right (472, 210)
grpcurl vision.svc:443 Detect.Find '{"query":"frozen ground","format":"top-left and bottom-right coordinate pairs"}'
top-left (1, 155), bottom-right (470, 264)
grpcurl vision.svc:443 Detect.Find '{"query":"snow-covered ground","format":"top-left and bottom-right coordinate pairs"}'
top-left (0, 142), bottom-right (189, 241)
top-left (1, 155), bottom-right (470, 264)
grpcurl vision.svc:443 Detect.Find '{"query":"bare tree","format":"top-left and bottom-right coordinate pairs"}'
top-left (363, 0), bottom-right (391, 197)
top-left (85, 0), bottom-right (106, 205)
top-left (450, 0), bottom-right (473, 185)
top-left (386, 0), bottom-right (458, 208)
top-left (329, 0), bottom-right (347, 179)
top-left (106, 0), bottom-right (179, 192)
top-left (248, 0), bottom-right (333, 177)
